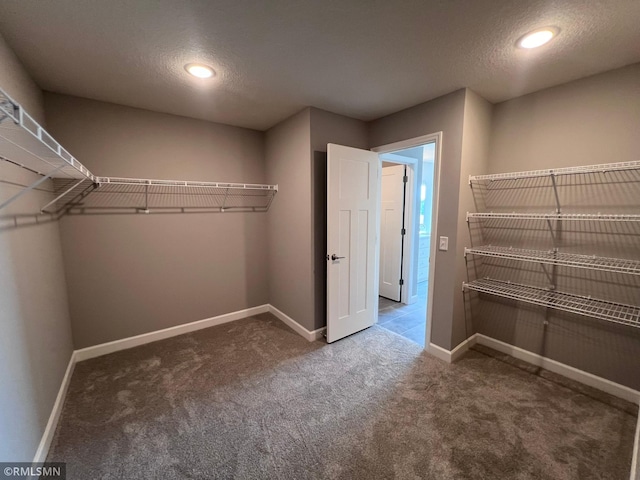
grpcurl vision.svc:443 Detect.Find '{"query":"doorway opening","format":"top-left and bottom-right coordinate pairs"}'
top-left (373, 135), bottom-right (440, 347)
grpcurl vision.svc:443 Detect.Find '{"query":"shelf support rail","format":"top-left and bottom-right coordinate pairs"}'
top-left (39, 179), bottom-right (86, 214)
top-left (0, 164), bottom-right (65, 211)
top-left (550, 173), bottom-right (561, 214)
top-left (221, 187), bottom-right (229, 212)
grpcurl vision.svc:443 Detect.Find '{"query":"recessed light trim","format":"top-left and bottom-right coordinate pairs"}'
top-left (185, 63), bottom-right (215, 79)
top-left (517, 27), bottom-right (558, 49)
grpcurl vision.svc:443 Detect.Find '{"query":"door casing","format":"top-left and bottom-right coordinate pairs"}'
top-left (372, 132), bottom-right (443, 349)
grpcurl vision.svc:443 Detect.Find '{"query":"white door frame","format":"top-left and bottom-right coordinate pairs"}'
top-left (378, 153), bottom-right (417, 305)
top-left (371, 132), bottom-right (443, 349)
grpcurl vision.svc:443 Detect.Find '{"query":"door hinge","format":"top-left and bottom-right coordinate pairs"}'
top-left (401, 228), bottom-right (406, 235)
top-left (403, 175), bottom-right (408, 183)
top-left (399, 279), bottom-right (404, 286)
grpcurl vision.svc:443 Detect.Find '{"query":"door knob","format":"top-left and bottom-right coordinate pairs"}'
top-left (330, 254), bottom-right (345, 261)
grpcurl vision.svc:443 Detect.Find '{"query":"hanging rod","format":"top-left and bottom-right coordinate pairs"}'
top-left (463, 278), bottom-right (640, 329)
top-left (465, 245), bottom-right (640, 275)
top-left (466, 212), bottom-right (640, 222)
top-left (469, 160), bottom-right (640, 184)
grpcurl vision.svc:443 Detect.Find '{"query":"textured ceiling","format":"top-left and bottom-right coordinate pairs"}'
top-left (0, 0), bottom-right (639, 130)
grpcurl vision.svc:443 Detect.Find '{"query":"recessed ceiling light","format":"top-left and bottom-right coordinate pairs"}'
top-left (517, 28), bottom-right (558, 49)
top-left (184, 63), bottom-right (215, 79)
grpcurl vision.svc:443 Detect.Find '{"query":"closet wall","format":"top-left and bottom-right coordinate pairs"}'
top-left (265, 107), bottom-right (368, 333)
top-left (456, 90), bottom-right (493, 344)
top-left (265, 108), bottom-right (313, 330)
top-left (368, 89), bottom-right (468, 350)
top-left (44, 93), bottom-right (268, 348)
top-left (0, 35), bottom-right (74, 461)
top-left (475, 63), bottom-right (640, 388)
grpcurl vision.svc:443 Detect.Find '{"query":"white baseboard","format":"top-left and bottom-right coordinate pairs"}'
top-left (427, 335), bottom-right (477, 363)
top-left (32, 351), bottom-right (76, 464)
top-left (35, 304), bottom-right (276, 464)
top-left (268, 305), bottom-right (325, 341)
top-left (35, 304), bottom-right (320, 460)
top-left (632, 407), bottom-right (640, 480)
top-left (426, 333), bottom-right (640, 405)
top-left (75, 305), bottom-right (270, 362)
top-left (474, 333), bottom-right (640, 405)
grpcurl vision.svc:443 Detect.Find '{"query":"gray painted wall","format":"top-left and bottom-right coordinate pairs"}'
top-left (310, 108), bottom-right (369, 330)
top-left (489, 63), bottom-right (640, 172)
top-left (265, 109), bottom-right (314, 329)
top-left (478, 64), bottom-right (640, 389)
top-left (0, 34), bottom-right (74, 461)
top-left (457, 90), bottom-right (493, 344)
top-left (44, 93), bottom-right (268, 348)
top-left (368, 90), bottom-right (466, 350)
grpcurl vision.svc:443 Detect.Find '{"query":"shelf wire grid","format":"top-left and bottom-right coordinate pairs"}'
top-left (463, 278), bottom-right (640, 329)
top-left (53, 178), bottom-right (278, 213)
top-left (1, 86), bottom-right (278, 214)
top-left (467, 212), bottom-right (640, 222)
top-left (0, 90), bottom-right (95, 181)
top-left (466, 245), bottom-right (640, 275)
top-left (469, 161), bottom-right (640, 184)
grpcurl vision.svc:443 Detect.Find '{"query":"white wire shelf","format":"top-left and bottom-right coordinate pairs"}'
top-left (0, 87), bottom-right (278, 214)
top-left (463, 278), bottom-right (640, 329)
top-left (467, 212), bottom-right (640, 222)
top-left (469, 161), bottom-right (640, 184)
top-left (0, 90), bottom-right (95, 181)
top-left (95, 177), bottom-right (277, 191)
top-left (465, 245), bottom-right (640, 275)
top-left (47, 177), bottom-right (278, 214)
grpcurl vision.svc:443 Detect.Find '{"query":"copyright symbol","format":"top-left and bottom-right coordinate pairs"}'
top-left (3, 466), bottom-right (11, 475)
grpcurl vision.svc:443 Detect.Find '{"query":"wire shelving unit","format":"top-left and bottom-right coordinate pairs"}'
top-left (469, 161), bottom-right (640, 184)
top-left (463, 278), bottom-right (640, 329)
top-left (54, 177), bottom-right (278, 214)
top-left (0, 91), bottom-right (95, 182)
top-left (467, 212), bottom-right (640, 222)
top-left (465, 245), bottom-right (640, 275)
top-left (465, 160), bottom-right (640, 331)
top-left (0, 87), bottom-right (278, 214)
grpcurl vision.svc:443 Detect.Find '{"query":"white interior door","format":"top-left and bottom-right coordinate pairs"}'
top-left (379, 165), bottom-right (405, 301)
top-left (326, 144), bottom-right (379, 343)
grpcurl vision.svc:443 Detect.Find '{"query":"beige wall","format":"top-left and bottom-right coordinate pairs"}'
top-left (0, 34), bottom-right (74, 461)
top-left (368, 89), bottom-right (466, 350)
top-left (478, 64), bottom-right (640, 389)
top-left (457, 90), bottom-right (493, 344)
top-left (489, 63), bottom-right (640, 173)
top-left (310, 108), bottom-right (369, 330)
top-left (44, 93), bottom-right (268, 348)
top-left (0, 33), bottom-right (45, 125)
top-left (265, 109), bottom-right (314, 329)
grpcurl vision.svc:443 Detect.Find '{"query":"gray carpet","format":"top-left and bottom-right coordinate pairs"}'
top-left (48, 313), bottom-right (637, 479)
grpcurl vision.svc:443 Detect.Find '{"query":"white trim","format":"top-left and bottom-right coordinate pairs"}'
top-left (379, 152), bottom-right (418, 165)
top-left (426, 342), bottom-right (455, 362)
top-left (75, 305), bottom-right (270, 362)
top-left (33, 303), bottom-right (317, 464)
top-left (426, 333), bottom-right (640, 405)
top-left (474, 334), bottom-right (640, 405)
top-left (372, 133), bottom-right (443, 154)
top-left (268, 305), bottom-right (326, 341)
top-left (372, 132), bottom-right (443, 349)
top-left (631, 408), bottom-right (640, 480)
top-left (32, 351), bottom-right (76, 464)
top-left (427, 334), bottom-right (477, 363)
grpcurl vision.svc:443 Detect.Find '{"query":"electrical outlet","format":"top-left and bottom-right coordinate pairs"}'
top-left (439, 236), bottom-right (449, 251)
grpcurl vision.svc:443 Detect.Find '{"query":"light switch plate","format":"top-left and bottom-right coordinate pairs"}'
top-left (439, 236), bottom-right (449, 251)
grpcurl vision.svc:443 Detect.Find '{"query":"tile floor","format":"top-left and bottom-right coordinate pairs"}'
top-left (378, 281), bottom-right (427, 347)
